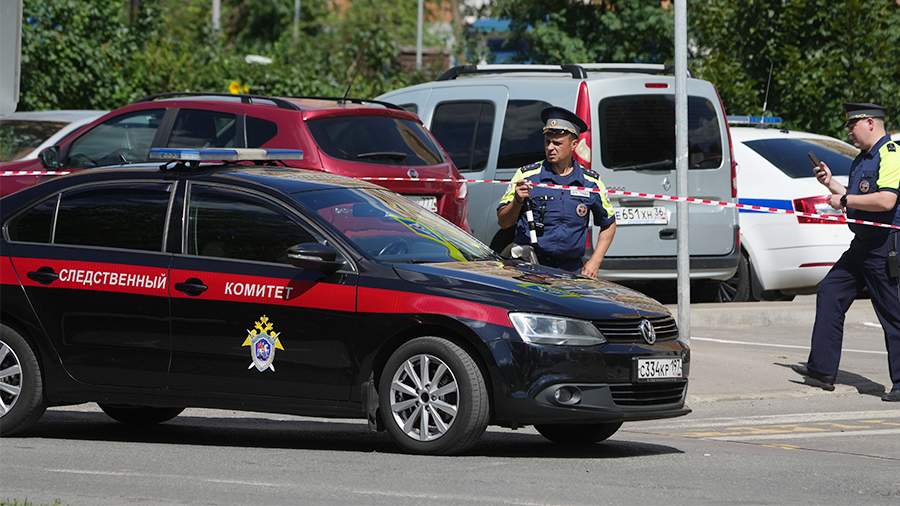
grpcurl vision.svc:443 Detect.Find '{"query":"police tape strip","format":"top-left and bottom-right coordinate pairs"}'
top-left (1, 170), bottom-right (72, 176)
top-left (3, 171), bottom-right (898, 231)
top-left (360, 176), bottom-right (900, 231)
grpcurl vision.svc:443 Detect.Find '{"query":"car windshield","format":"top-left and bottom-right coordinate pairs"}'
top-left (0, 120), bottom-right (67, 161)
top-left (294, 188), bottom-right (497, 263)
top-left (742, 137), bottom-right (858, 178)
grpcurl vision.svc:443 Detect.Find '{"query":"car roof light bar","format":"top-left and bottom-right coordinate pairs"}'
top-left (149, 148), bottom-right (304, 162)
top-left (727, 115), bottom-right (784, 126)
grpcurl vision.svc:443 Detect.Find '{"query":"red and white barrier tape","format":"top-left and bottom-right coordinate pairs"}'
top-left (360, 176), bottom-right (900, 231)
top-left (2, 171), bottom-right (897, 231)
top-left (2, 170), bottom-right (71, 177)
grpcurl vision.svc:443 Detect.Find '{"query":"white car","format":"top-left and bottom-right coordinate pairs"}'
top-left (725, 123), bottom-right (857, 301)
top-left (0, 110), bottom-right (106, 162)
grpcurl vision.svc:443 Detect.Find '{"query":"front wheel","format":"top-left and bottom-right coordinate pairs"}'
top-left (98, 404), bottom-right (184, 425)
top-left (378, 337), bottom-right (489, 455)
top-left (535, 421), bottom-right (623, 444)
top-left (0, 325), bottom-right (46, 435)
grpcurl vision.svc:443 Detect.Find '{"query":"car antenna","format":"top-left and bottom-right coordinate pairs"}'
top-left (761, 60), bottom-right (774, 123)
top-left (339, 58), bottom-right (360, 105)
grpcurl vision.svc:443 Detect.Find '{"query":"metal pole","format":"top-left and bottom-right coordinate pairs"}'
top-left (212, 0), bottom-right (221, 31)
top-left (416, 0), bottom-right (424, 71)
top-left (674, 0), bottom-right (690, 342)
top-left (293, 0), bottom-right (301, 41)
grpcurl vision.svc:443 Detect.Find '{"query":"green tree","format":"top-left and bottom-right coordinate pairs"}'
top-left (491, 0), bottom-right (675, 64)
top-left (691, 0), bottom-right (900, 136)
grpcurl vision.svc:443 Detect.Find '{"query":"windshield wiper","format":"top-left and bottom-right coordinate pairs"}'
top-left (612, 159), bottom-right (674, 171)
top-left (356, 151), bottom-right (408, 161)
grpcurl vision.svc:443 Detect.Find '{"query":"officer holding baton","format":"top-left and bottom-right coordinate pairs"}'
top-left (497, 106), bottom-right (616, 278)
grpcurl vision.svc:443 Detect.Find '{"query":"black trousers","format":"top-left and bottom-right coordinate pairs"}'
top-left (808, 232), bottom-right (900, 390)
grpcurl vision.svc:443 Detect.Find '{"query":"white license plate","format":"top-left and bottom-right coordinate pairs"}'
top-left (406, 195), bottom-right (438, 213)
top-left (614, 206), bottom-right (669, 225)
top-left (636, 358), bottom-right (683, 381)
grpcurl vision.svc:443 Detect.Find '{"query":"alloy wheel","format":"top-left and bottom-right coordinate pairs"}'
top-left (389, 353), bottom-right (459, 442)
top-left (0, 340), bottom-right (23, 417)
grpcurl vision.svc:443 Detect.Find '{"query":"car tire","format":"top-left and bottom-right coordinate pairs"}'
top-left (714, 251), bottom-right (753, 303)
top-left (98, 404), bottom-right (185, 425)
top-left (0, 324), bottom-right (46, 435)
top-left (378, 336), bottom-right (489, 455)
top-left (534, 421), bottom-right (623, 444)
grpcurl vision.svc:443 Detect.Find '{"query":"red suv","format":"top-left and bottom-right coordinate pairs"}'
top-left (0, 93), bottom-right (469, 229)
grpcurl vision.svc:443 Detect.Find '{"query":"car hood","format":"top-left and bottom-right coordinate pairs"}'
top-left (393, 260), bottom-right (671, 321)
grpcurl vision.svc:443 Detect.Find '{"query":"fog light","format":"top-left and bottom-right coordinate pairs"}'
top-left (553, 386), bottom-right (582, 405)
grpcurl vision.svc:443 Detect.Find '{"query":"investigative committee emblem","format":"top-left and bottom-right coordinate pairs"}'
top-left (859, 179), bottom-right (870, 193)
top-left (242, 315), bottom-right (285, 372)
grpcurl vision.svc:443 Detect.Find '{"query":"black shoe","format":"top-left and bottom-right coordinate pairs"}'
top-left (790, 364), bottom-right (836, 391)
top-left (882, 389), bottom-right (900, 402)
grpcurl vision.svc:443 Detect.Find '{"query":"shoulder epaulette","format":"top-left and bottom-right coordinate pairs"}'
top-left (522, 161), bottom-right (542, 171)
top-left (887, 142), bottom-right (897, 153)
top-left (582, 167), bottom-right (601, 180)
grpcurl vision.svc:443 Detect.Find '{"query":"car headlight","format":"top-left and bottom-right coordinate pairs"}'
top-left (508, 313), bottom-right (606, 346)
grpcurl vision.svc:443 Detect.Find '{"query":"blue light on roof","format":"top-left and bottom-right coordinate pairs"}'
top-left (149, 148), bottom-right (304, 162)
top-left (726, 115), bottom-right (784, 126)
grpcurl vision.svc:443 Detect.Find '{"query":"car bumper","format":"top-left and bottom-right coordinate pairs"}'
top-left (597, 251), bottom-right (740, 281)
top-left (488, 338), bottom-right (691, 426)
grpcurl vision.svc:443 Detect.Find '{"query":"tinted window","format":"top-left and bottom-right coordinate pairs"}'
top-left (0, 120), bottom-right (67, 162)
top-left (67, 110), bottom-right (165, 168)
top-left (598, 96), bottom-right (722, 170)
top-left (167, 109), bottom-right (239, 148)
top-left (246, 116), bottom-right (278, 147)
top-left (54, 183), bottom-right (171, 251)
top-left (743, 138), bottom-right (857, 178)
top-left (430, 101), bottom-right (494, 172)
top-left (6, 195), bottom-right (58, 243)
top-left (497, 100), bottom-right (552, 169)
top-left (307, 116), bottom-right (443, 166)
top-left (187, 185), bottom-right (317, 264)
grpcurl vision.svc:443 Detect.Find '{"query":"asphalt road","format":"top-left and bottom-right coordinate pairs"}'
top-left (3, 300), bottom-right (899, 505)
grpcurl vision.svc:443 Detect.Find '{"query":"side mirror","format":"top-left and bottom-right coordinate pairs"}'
top-left (39, 146), bottom-right (60, 169)
top-left (285, 242), bottom-right (344, 273)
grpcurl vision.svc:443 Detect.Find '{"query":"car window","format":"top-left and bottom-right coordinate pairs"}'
top-left (742, 138), bottom-right (857, 178)
top-left (246, 116), bottom-right (278, 147)
top-left (307, 115), bottom-right (443, 167)
top-left (296, 188), bottom-right (496, 263)
top-left (598, 95), bottom-right (722, 170)
top-left (66, 109), bottom-right (165, 168)
top-left (167, 109), bottom-right (239, 148)
top-left (0, 120), bottom-right (67, 162)
top-left (187, 185), bottom-right (319, 264)
top-left (53, 183), bottom-right (172, 252)
top-left (5, 195), bottom-right (58, 243)
top-left (430, 101), bottom-right (494, 172)
top-left (497, 99), bottom-right (552, 169)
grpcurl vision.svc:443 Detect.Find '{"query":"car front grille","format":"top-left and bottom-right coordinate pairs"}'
top-left (609, 381), bottom-right (687, 406)
top-left (593, 316), bottom-right (678, 343)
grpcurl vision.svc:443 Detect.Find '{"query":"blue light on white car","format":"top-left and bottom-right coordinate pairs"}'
top-left (726, 115), bottom-right (784, 126)
top-left (149, 147), bottom-right (304, 162)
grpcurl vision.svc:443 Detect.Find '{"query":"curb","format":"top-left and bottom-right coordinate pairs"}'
top-left (665, 298), bottom-right (878, 329)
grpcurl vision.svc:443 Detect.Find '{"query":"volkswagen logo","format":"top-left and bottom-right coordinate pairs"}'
top-left (639, 319), bottom-right (656, 344)
top-left (407, 168), bottom-right (419, 179)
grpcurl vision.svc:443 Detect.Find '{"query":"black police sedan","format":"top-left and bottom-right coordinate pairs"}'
top-left (0, 148), bottom-right (689, 454)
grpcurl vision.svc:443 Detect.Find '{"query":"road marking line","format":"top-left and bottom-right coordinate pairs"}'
top-left (634, 409), bottom-right (900, 429)
top-left (691, 336), bottom-right (887, 355)
top-left (45, 468), bottom-right (288, 487)
top-left (350, 489), bottom-right (578, 506)
top-left (709, 427), bottom-right (900, 441)
top-left (863, 322), bottom-right (883, 329)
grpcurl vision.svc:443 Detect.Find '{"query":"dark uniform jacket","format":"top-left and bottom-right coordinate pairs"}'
top-left (846, 135), bottom-right (900, 240)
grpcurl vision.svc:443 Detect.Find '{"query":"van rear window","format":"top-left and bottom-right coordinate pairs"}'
top-left (598, 95), bottom-right (723, 171)
top-left (307, 115), bottom-right (444, 166)
top-left (742, 138), bottom-right (856, 178)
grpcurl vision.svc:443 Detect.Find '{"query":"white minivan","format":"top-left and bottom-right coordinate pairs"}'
top-left (378, 64), bottom-right (739, 295)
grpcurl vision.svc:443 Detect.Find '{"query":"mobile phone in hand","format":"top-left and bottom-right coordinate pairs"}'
top-left (808, 151), bottom-right (824, 176)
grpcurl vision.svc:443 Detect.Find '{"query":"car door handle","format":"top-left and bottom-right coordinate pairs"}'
top-left (27, 266), bottom-right (59, 285)
top-left (174, 278), bottom-right (208, 296)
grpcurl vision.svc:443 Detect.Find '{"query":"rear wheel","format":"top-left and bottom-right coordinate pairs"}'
top-left (98, 404), bottom-right (184, 425)
top-left (535, 421), bottom-right (623, 444)
top-left (378, 337), bottom-right (489, 455)
top-left (0, 324), bottom-right (46, 435)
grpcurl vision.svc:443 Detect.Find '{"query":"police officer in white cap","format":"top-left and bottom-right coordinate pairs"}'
top-left (497, 106), bottom-right (616, 278)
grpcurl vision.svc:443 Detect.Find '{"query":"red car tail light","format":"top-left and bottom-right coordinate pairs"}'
top-left (573, 81), bottom-right (592, 169)
top-left (793, 196), bottom-right (846, 224)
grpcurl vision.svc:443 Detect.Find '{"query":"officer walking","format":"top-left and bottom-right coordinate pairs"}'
top-left (792, 103), bottom-right (900, 402)
top-left (497, 106), bottom-right (616, 278)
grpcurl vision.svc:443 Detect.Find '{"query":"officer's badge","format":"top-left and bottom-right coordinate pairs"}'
top-left (888, 143), bottom-right (896, 152)
top-left (242, 315), bottom-right (284, 372)
top-left (576, 203), bottom-right (589, 217)
top-left (859, 179), bottom-right (870, 193)
top-left (550, 119), bottom-right (558, 127)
